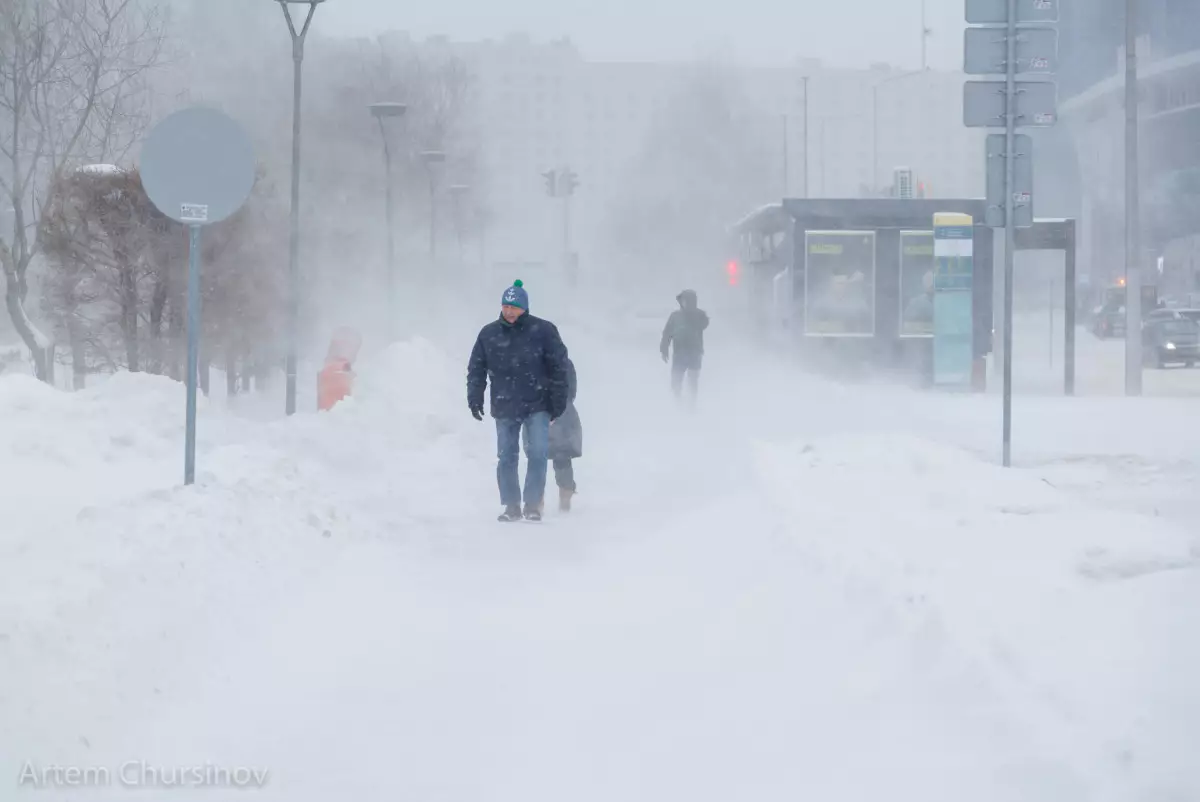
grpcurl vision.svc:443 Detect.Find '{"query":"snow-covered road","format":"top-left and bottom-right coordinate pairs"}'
top-left (2, 316), bottom-right (1199, 801)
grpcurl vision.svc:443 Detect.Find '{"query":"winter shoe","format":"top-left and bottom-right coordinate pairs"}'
top-left (523, 503), bottom-right (542, 522)
top-left (559, 486), bottom-right (574, 512)
top-left (498, 505), bottom-right (522, 522)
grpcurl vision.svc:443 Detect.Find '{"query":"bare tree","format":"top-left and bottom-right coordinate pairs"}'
top-left (39, 166), bottom-right (108, 387)
top-left (0, 0), bottom-right (166, 381)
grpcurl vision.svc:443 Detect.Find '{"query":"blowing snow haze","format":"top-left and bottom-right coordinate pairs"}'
top-left (319, 0), bottom-right (968, 68)
top-left (2, 0), bottom-right (1200, 800)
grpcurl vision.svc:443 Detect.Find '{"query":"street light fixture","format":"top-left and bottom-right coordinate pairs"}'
top-left (871, 68), bottom-right (926, 197)
top-left (274, 0), bottom-right (327, 416)
top-left (419, 150), bottom-right (446, 260)
top-left (369, 101), bottom-right (406, 335)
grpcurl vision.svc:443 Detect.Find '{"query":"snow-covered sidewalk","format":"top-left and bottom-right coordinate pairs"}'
top-left (2, 330), bottom-right (1198, 801)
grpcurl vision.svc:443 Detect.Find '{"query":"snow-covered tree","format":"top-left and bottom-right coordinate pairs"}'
top-left (0, 0), bottom-right (167, 382)
top-left (38, 163), bottom-right (285, 390)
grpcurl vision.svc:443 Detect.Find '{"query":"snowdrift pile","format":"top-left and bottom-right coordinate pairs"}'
top-left (758, 433), bottom-right (1200, 798)
top-left (2, 333), bottom-right (1199, 802)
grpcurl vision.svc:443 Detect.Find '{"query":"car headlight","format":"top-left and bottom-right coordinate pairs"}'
top-left (1166, 342), bottom-right (1177, 350)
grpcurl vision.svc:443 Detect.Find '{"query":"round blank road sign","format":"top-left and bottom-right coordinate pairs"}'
top-left (139, 106), bottom-right (256, 226)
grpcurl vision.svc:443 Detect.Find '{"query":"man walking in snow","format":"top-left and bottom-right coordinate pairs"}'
top-left (660, 288), bottom-right (709, 407)
top-left (467, 280), bottom-right (571, 522)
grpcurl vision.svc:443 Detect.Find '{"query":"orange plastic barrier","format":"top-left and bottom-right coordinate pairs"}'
top-left (317, 327), bottom-right (362, 411)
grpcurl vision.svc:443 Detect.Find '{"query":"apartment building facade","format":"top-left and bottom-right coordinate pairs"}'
top-left (382, 32), bottom-right (985, 264)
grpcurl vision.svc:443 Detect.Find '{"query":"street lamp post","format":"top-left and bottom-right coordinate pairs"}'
top-left (801, 75), bottom-right (810, 198)
top-left (1123, 0), bottom-right (1142, 396)
top-left (275, 0), bottom-right (326, 417)
top-left (369, 101), bottom-right (406, 335)
top-left (419, 150), bottom-right (446, 260)
top-left (871, 68), bottom-right (925, 196)
top-left (449, 184), bottom-right (470, 265)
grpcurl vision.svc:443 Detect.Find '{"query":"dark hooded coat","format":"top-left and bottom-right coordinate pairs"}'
top-left (660, 289), bottom-right (710, 368)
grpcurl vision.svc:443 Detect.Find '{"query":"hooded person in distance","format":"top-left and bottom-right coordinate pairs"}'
top-left (660, 289), bottom-right (709, 406)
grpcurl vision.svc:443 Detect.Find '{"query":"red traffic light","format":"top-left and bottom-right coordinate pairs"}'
top-left (726, 259), bottom-right (739, 285)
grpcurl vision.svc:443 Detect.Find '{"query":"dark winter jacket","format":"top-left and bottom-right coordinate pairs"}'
top-left (467, 312), bottom-right (570, 421)
top-left (526, 357), bottom-right (582, 460)
top-left (660, 291), bottom-right (710, 366)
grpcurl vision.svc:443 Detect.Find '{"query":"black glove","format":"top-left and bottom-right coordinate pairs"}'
top-left (469, 402), bottom-right (484, 421)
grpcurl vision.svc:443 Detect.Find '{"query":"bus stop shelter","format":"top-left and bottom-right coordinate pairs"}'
top-left (777, 198), bottom-right (996, 389)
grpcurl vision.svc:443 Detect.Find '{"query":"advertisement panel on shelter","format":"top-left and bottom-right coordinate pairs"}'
top-left (898, 230), bottom-right (935, 337)
top-left (803, 230), bottom-right (876, 336)
top-left (931, 213), bottom-right (975, 388)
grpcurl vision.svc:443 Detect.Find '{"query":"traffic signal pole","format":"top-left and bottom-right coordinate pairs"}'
top-left (543, 167), bottom-right (579, 280)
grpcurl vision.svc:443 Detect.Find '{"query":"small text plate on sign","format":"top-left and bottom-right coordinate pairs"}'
top-left (180, 203), bottom-right (209, 223)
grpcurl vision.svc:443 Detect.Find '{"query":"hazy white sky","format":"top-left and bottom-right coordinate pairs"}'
top-left (318, 0), bottom-right (968, 70)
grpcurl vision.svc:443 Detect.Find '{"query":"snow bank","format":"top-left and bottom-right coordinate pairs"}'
top-left (0, 372), bottom-right (186, 525)
top-left (757, 433), bottom-right (1200, 800)
top-left (4, 332), bottom-right (1200, 801)
top-left (0, 338), bottom-right (494, 786)
top-left (0, 371), bottom-right (261, 529)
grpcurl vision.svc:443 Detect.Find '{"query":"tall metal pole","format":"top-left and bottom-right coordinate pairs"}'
top-left (921, 0), bottom-right (929, 71)
top-left (782, 113), bottom-right (789, 196)
top-left (374, 118), bottom-right (395, 335)
top-left (428, 171), bottom-right (437, 259)
top-left (1001, 0), bottom-right (1017, 467)
top-left (563, 192), bottom-right (572, 274)
top-left (1064, 219), bottom-right (1077, 396)
top-left (185, 225), bottom-right (201, 485)
top-left (802, 76), bottom-right (810, 198)
top-left (280, 1), bottom-right (319, 417)
top-left (871, 86), bottom-right (879, 196)
top-left (1049, 277), bottom-right (1055, 367)
top-left (452, 192), bottom-right (462, 264)
top-left (1124, 0), bottom-right (1142, 395)
top-left (449, 185), bottom-right (469, 266)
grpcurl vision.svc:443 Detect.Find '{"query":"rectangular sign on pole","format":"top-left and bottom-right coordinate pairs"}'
top-left (803, 230), bottom-right (876, 337)
top-left (932, 213), bottom-right (975, 388)
top-left (964, 26), bottom-right (1058, 75)
top-left (963, 80), bottom-right (1058, 127)
top-left (966, 0), bottom-right (1058, 24)
top-left (985, 133), bottom-right (1034, 228)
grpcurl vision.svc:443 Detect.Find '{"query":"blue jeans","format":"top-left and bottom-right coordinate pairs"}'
top-left (495, 411), bottom-right (550, 508)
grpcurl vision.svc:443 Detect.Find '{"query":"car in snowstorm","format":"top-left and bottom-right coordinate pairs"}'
top-left (1145, 306), bottom-right (1200, 325)
top-left (1142, 317), bottom-right (1200, 368)
top-left (1091, 304), bottom-right (1125, 338)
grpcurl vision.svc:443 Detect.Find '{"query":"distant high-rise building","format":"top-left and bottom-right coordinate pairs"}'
top-left (396, 33), bottom-right (985, 264)
top-left (1057, 0), bottom-right (1200, 282)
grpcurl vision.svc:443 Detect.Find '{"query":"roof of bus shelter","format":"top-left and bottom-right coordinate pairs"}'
top-left (780, 198), bottom-right (991, 230)
top-left (729, 199), bottom-right (1001, 234)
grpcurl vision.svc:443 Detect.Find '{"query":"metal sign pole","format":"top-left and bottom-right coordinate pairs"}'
top-left (185, 224), bottom-right (201, 485)
top-left (965, 0), bottom-right (1058, 466)
top-left (1064, 219), bottom-right (1076, 395)
top-left (1001, 0), bottom-right (1017, 467)
top-left (139, 105), bottom-right (256, 488)
top-left (1123, 0), bottom-right (1142, 395)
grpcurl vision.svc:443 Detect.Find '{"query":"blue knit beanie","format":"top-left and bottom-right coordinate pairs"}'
top-left (501, 279), bottom-right (529, 311)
